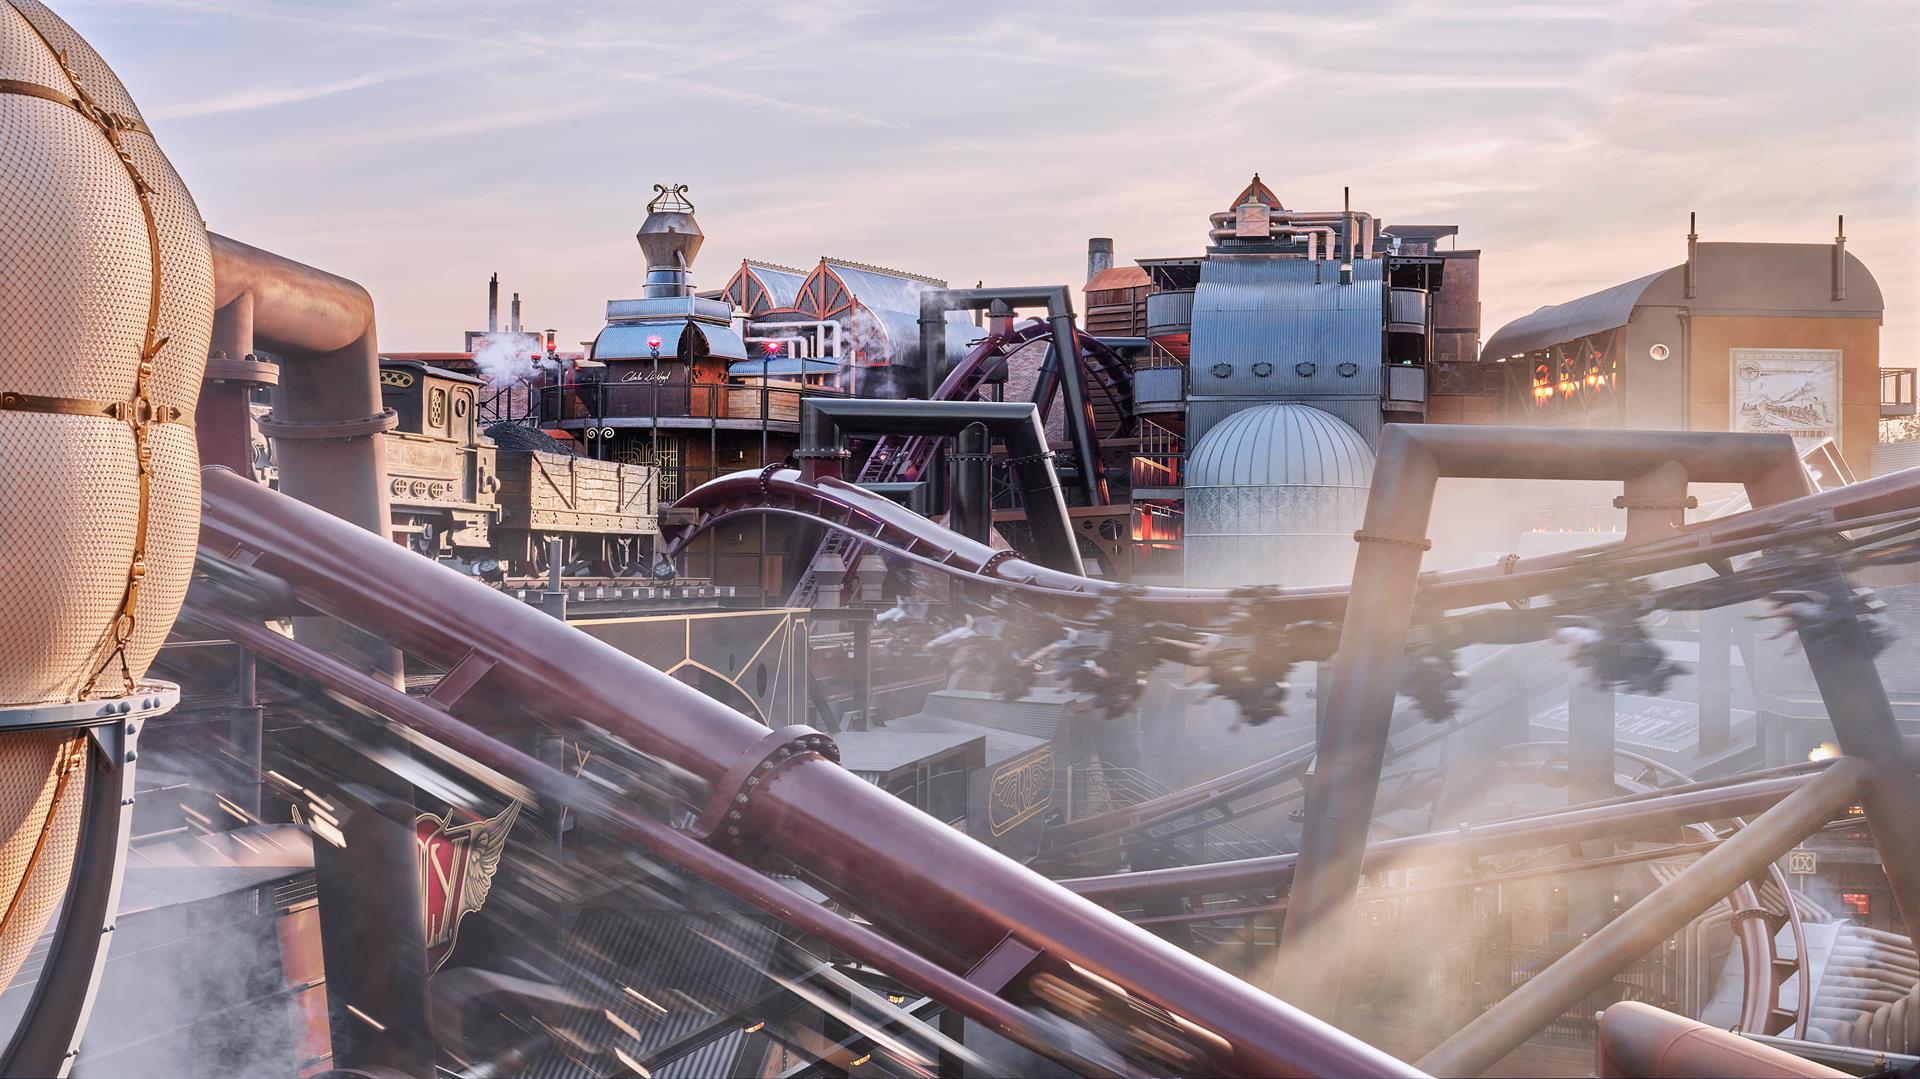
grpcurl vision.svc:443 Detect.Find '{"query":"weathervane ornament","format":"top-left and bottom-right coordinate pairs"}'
top-left (648, 182), bottom-right (694, 213)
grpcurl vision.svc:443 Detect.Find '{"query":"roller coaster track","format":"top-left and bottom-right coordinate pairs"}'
top-left (787, 319), bottom-right (1134, 608)
top-left (678, 460), bottom-right (1920, 625)
top-left (668, 462), bottom-right (1920, 879)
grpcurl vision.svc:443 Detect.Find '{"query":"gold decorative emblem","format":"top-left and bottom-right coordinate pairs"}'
top-left (988, 747), bottom-right (1054, 836)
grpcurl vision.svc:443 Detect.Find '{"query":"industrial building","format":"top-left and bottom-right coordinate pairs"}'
top-left (1092, 175), bottom-right (1485, 584)
top-left (1482, 216), bottom-right (1893, 478)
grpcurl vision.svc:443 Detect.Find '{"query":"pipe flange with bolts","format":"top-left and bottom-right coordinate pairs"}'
top-left (693, 725), bottom-right (840, 849)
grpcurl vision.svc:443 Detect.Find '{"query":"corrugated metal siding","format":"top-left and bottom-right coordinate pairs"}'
top-left (1187, 398), bottom-right (1382, 454)
top-left (1188, 258), bottom-right (1385, 400)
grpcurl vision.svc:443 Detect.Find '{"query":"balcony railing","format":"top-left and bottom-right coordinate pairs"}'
top-left (1883, 367), bottom-right (1916, 418)
top-left (535, 379), bottom-right (848, 426)
top-left (1144, 288), bottom-right (1195, 339)
top-left (1130, 452), bottom-right (1183, 489)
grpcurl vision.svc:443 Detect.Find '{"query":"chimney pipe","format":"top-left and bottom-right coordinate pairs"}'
top-left (1833, 214), bottom-right (1847, 302)
top-left (1339, 186), bottom-right (1354, 285)
top-left (488, 272), bottom-right (499, 333)
top-left (1087, 237), bottom-right (1114, 283)
top-left (1685, 212), bottom-right (1699, 299)
top-left (510, 292), bottom-right (522, 334)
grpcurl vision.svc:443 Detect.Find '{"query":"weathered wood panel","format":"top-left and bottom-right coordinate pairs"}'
top-left (496, 449), bottom-right (658, 534)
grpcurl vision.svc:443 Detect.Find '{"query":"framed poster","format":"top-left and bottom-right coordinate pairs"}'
top-left (1730, 348), bottom-right (1841, 449)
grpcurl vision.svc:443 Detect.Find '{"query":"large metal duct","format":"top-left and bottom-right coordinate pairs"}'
top-left (0, 0), bottom-right (205, 1066)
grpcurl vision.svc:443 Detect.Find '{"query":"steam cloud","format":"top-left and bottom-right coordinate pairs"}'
top-left (471, 332), bottom-right (559, 385)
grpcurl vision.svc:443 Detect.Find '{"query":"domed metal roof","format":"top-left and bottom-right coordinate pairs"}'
top-left (1184, 402), bottom-right (1374, 489)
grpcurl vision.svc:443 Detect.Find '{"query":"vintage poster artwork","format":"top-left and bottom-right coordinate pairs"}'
top-left (1730, 348), bottom-right (1842, 448)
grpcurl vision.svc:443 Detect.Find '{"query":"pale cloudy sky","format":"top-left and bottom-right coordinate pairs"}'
top-left (59, 0), bottom-right (1920, 362)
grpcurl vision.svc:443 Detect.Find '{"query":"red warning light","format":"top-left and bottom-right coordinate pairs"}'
top-left (646, 335), bottom-right (663, 349)
top-left (764, 340), bottom-right (783, 355)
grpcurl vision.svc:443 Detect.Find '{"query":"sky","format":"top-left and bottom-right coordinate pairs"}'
top-left (57, 0), bottom-right (1920, 362)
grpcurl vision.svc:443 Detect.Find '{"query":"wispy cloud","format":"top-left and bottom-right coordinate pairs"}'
top-left (149, 67), bottom-right (429, 120)
top-left (52, 0), bottom-right (1919, 365)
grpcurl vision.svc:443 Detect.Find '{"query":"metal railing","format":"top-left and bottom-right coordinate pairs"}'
top-left (1130, 452), bottom-right (1183, 489)
top-left (1882, 367), bottom-right (1916, 418)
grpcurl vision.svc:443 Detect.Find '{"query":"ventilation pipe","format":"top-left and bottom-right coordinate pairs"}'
top-left (1685, 211), bottom-right (1699, 299)
top-left (1339, 186), bottom-right (1354, 285)
top-left (202, 233), bottom-right (440, 1077)
top-left (488, 272), bottom-right (499, 333)
top-left (1833, 215), bottom-right (1847, 302)
top-left (1087, 237), bottom-right (1114, 282)
top-left (510, 290), bottom-right (521, 333)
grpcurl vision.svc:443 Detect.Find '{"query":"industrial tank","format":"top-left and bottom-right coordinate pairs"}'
top-left (0, 0), bottom-right (211, 991)
top-left (1182, 402), bottom-right (1373, 588)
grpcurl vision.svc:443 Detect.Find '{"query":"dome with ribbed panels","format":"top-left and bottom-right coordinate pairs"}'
top-left (1185, 402), bottom-right (1373, 491)
top-left (1183, 403), bottom-right (1374, 588)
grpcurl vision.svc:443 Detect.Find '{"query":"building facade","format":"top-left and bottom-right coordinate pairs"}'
top-left (1481, 224), bottom-right (1887, 477)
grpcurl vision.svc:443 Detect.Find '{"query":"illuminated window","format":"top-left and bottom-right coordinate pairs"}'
top-left (1842, 892), bottom-right (1872, 917)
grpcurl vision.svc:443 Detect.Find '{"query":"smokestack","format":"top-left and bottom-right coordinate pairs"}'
top-left (488, 272), bottom-right (499, 333)
top-left (1685, 212), bottom-right (1698, 299)
top-left (1339, 186), bottom-right (1354, 285)
top-left (1087, 238), bottom-right (1114, 283)
top-left (636, 183), bottom-right (704, 298)
top-left (1833, 214), bottom-right (1847, 302)
top-left (510, 292), bottom-right (521, 334)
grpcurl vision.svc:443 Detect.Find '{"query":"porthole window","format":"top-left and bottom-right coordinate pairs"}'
top-left (1252, 362), bottom-right (1274, 377)
top-left (1210, 363), bottom-right (1232, 378)
top-left (1295, 361), bottom-right (1318, 377)
top-left (1337, 362), bottom-right (1359, 378)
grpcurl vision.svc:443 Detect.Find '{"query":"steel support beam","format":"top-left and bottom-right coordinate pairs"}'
top-left (797, 399), bottom-right (1082, 573)
top-left (1272, 425), bottom-right (1814, 1016)
top-left (919, 287), bottom-right (1104, 504)
top-left (1416, 757), bottom-right (1866, 1078)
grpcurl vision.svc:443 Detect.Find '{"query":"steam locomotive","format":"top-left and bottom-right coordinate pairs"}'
top-left (376, 361), bottom-right (661, 579)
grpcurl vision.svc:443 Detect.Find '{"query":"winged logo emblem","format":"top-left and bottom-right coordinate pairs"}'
top-left (415, 800), bottom-right (522, 972)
